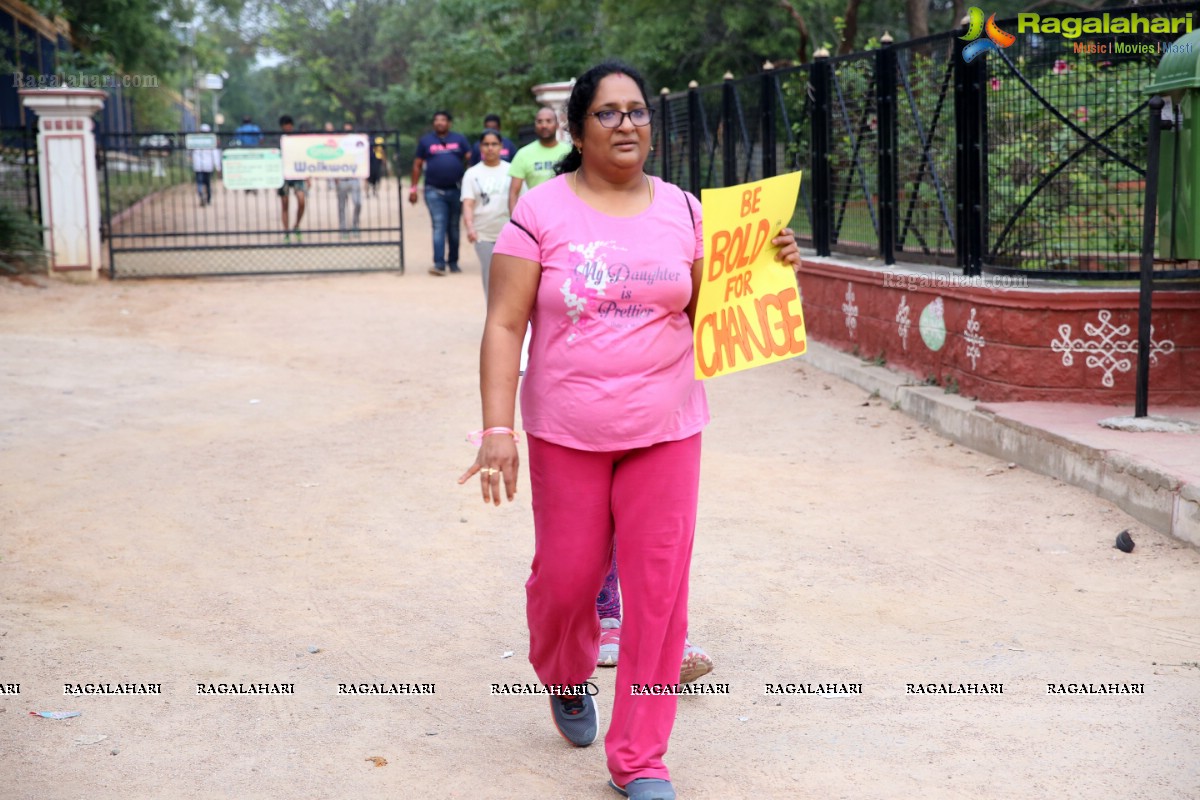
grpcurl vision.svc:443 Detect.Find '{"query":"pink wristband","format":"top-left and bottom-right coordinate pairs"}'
top-left (467, 427), bottom-right (520, 446)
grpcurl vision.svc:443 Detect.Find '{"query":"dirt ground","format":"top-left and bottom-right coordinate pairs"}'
top-left (1, 208), bottom-right (1199, 799)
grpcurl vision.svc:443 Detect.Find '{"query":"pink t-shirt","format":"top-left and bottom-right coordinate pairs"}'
top-left (493, 174), bottom-right (709, 451)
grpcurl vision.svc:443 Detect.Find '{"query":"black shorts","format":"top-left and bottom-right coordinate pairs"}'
top-left (278, 179), bottom-right (306, 197)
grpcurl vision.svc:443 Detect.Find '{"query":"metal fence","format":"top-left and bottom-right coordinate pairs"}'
top-left (100, 130), bottom-right (405, 278)
top-left (0, 125), bottom-right (39, 223)
top-left (651, 2), bottom-right (1200, 280)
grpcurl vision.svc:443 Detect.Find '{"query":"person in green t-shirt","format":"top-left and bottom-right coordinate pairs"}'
top-left (507, 107), bottom-right (572, 214)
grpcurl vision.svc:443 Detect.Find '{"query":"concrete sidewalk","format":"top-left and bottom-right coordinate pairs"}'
top-left (806, 341), bottom-right (1200, 548)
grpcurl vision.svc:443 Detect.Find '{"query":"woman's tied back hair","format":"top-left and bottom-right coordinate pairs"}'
top-left (556, 60), bottom-right (650, 176)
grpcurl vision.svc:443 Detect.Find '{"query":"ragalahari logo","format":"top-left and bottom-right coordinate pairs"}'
top-left (961, 8), bottom-right (1015, 63)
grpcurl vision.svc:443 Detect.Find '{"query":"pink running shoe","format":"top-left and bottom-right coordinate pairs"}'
top-left (598, 618), bottom-right (621, 667)
top-left (679, 640), bottom-right (713, 684)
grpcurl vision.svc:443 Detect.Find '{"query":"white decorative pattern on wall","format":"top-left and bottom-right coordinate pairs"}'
top-left (1049, 309), bottom-right (1176, 388)
top-left (843, 283), bottom-right (858, 337)
top-left (896, 296), bottom-right (911, 351)
top-left (964, 308), bottom-right (985, 370)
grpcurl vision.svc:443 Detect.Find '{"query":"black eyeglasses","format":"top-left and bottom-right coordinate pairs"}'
top-left (588, 108), bottom-right (655, 128)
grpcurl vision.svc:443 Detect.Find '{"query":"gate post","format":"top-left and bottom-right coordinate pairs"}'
top-left (659, 87), bottom-right (672, 183)
top-left (876, 33), bottom-right (898, 265)
top-left (810, 48), bottom-right (833, 257)
top-left (954, 19), bottom-right (986, 276)
top-left (19, 88), bottom-right (106, 280)
top-left (687, 81), bottom-right (701, 196)
top-left (722, 71), bottom-right (737, 186)
top-left (760, 61), bottom-right (778, 179)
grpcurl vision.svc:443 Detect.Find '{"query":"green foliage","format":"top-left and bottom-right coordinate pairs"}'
top-left (0, 28), bottom-right (38, 75)
top-left (263, 0), bottom-right (412, 130)
top-left (103, 165), bottom-right (192, 218)
top-left (599, 0), bottom-right (804, 87)
top-left (404, 0), bottom-right (605, 137)
top-left (41, 0), bottom-right (1113, 161)
top-left (0, 203), bottom-right (46, 274)
top-left (987, 56), bottom-right (1151, 269)
top-left (894, 46), bottom-right (957, 257)
top-left (40, 0), bottom-right (182, 76)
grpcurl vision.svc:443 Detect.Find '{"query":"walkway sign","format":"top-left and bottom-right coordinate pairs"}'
top-left (281, 134), bottom-right (369, 180)
top-left (694, 171), bottom-right (806, 379)
top-left (221, 148), bottom-right (283, 190)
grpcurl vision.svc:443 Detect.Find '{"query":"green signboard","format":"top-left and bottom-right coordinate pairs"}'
top-left (222, 149), bottom-right (283, 190)
top-left (185, 133), bottom-right (218, 150)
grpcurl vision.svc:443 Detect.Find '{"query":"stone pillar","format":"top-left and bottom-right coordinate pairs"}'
top-left (531, 80), bottom-right (575, 143)
top-left (19, 89), bottom-right (106, 279)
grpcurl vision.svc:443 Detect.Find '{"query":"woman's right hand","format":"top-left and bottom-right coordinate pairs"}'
top-left (457, 435), bottom-right (519, 505)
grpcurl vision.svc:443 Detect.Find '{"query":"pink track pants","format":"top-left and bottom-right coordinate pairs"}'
top-left (525, 432), bottom-right (701, 786)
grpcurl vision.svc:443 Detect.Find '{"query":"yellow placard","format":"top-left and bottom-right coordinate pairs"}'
top-left (694, 171), bottom-right (806, 379)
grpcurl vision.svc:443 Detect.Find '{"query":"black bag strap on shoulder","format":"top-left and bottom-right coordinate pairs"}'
top-left (510, 218), bottom-right (537, 243)
top-left (681, 186), bottom-right (697, 233)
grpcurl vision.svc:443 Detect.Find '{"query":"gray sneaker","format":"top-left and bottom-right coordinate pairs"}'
top-left (549, 693), bottom-right (597, 747)
top-left (598, 617), bottom-right (620, 667)
top-left (608, 778), bottom-right (676, 800)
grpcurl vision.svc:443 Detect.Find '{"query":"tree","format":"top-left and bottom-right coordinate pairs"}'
top-left (405, 0), bottom-right (605, 132)
top-left (30, 0), bottom-right (182, 75)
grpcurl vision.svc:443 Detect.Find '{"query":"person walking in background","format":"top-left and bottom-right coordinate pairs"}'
top-left (469, 113), bottom-right (516, 166)
top-left (277, 115), bottom-right (307, 243)
top-left (506, 107), bottom-right (571, 214)
top-left (368, 134), bottom-right (388, 198)
top-left (191, 123), bottom-right (220, 207)
top-left (594, 555), bottom-right (713, 684)
top-left (461, 129), bottom-right (512, 296)
top-left (336, 120), bottom-right (364, 238)
top-left (234, 116), bottom-right (262, 147)
top-left (409, 111), bottom-right (471, 276)
top-left (459, 61), bottom-right (801, 800)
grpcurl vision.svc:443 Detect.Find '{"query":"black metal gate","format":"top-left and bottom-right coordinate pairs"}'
top-left (100, 130), bottom-right (405, 278)
top-left (0, 125), bottom-right (40, 224)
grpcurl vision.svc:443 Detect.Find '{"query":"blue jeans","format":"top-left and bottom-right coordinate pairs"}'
top-left (194, 171), bottom-right (212, 204)
top-left (424, 186), bottom-right (461, 270)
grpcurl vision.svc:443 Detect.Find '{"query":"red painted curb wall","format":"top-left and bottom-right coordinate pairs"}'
top-left (796, 260), bottom-right (1200, 404)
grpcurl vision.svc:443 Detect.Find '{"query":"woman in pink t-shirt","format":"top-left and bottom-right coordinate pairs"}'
top-left (458, 61), bottom-right (800, 800)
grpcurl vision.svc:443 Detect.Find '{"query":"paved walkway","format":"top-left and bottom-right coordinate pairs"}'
top-left (806, 344), bottom-right (1200, 547)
